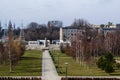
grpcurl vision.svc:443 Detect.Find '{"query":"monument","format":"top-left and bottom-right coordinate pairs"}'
top-left (59, 26), bottom-right (63, 43)
top-left (44, 37), bottom-right (48, 48)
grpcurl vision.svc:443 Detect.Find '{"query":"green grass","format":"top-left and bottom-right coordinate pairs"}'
top-left (0, 50), bottom-right (42, 76)
top-left (115, 57), bottom-right (120, 60)
top-left (50, 50), bottom-right (120, 76)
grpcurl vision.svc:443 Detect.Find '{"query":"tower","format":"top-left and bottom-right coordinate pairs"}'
top-left (59, 26), bottom-right (63, 42)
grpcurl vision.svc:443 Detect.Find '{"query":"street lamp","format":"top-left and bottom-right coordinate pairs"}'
top-left (65, 62), bottom-right (68, 80)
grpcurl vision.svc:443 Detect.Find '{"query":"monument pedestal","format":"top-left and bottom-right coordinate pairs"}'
top-left (42, 37), bottom-right (49, 52)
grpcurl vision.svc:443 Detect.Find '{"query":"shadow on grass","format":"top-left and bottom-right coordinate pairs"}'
top-left (20, 57), bottom-right (40, 60)
top-left (110, 73), bottom-right (120, 76)
top-left (14, 69), bottom-right (42, 73)
top-left (14, 67), bottom-right (42, 75)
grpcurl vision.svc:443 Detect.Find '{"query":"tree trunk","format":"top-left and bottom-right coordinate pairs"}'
top-left (9, 49), bottom-right (12, 73)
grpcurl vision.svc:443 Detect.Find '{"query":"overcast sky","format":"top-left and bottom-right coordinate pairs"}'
top-left (0, 0), bottom-right (120, 27)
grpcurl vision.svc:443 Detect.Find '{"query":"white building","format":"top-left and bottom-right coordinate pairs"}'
top-left (27, 40), bottom-right (50, 50)
top-left (28, 41), bottom-right (39, 46)
top-left (92, 24), bottom-right (117, 28)
top-left (37, 40), bottom-right (50, 45)
top-left (52, 40), bottom-right (59, 44)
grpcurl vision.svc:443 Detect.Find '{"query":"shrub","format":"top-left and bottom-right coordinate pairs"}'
top-left (116, 63), bottom-right (120, 69)
top-left (96, 56), bottom-right (106, 70)
top-left (105, 63), bottom-right (114, 73)
top-left (96, 51), bottom-right (115, 73)
top-left (105, 51), bottom-right (114, 63)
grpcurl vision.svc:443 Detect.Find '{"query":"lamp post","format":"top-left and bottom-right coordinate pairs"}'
top-left (65, 62), bottom-right (68, 80)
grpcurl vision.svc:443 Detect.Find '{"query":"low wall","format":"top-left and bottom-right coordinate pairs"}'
top-left (0, 76), bottom-right (41, 80)
top-left (26, 44), bottom-right (60, 50)
top-left (61, 76), bottom-right (120, 80)
top-left (26, 45), bottom-right (45, 50)
top-left (49, 44), bottom-right (60, 50)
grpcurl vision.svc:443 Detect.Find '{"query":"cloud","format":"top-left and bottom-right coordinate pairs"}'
top-left (0, 0), bottom-right (120, 26)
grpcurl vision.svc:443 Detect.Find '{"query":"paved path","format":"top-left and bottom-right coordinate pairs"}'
top-left (42, 50), bottom-right (60, 80)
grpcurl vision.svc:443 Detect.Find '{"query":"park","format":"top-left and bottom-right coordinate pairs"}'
top-left (0, 19), bottom-right (120, 80)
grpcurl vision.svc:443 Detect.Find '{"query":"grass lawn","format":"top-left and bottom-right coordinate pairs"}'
top-left (0, 50), bottom-right (42, 76)
top-left (50, 50), bottom-right (120, 76)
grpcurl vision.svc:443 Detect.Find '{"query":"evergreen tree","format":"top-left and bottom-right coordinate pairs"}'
top-left (96, 51), bottom-right (115, 73)
top-left (96, 56), bottom-right (106, 70)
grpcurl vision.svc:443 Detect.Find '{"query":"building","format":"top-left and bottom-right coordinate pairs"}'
top-left (62, 28), bottom-right (83, 41)
top-left (37, 40), bottom-right (50, 46)
top-left (92, 24), bottom-right (118, 37)
top-left (28, 41), bottom-right (39, 46)
top-left (60, 23), bottom-right (119, 42)
top-left (26, 39), bottom-right (50, 50)
top-left (52, 40), bottom-right (59, 44)
top-left (92, 24), bottom-right (117, 28)
top-left (103, 28), bottom-right (117, 36)
top-left (59, 26), bottom-right (83, 42)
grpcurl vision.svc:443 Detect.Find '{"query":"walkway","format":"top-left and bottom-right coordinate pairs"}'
top-left (42, 50), bottom-right (60, 80)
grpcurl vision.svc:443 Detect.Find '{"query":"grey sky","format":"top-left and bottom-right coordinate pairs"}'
top-left (0, 0), bottom-right (120, 27)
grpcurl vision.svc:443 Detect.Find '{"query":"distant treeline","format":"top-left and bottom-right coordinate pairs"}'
top-left (0, 19), bottom-right (90, 42)
top-left (0, 21), bottom-right (62, 41)
top-left (24, 22), bottom-right (60, 41)
top-left (24, 19), bottom-right (93, 41)
top-left (0, 19), bottom-right (118, 42)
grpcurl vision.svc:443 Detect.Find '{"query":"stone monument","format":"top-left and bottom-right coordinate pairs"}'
top-left (44, 37), bottom-right (48, 47)
top-left (59, 26), bottom-right (63, 43)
